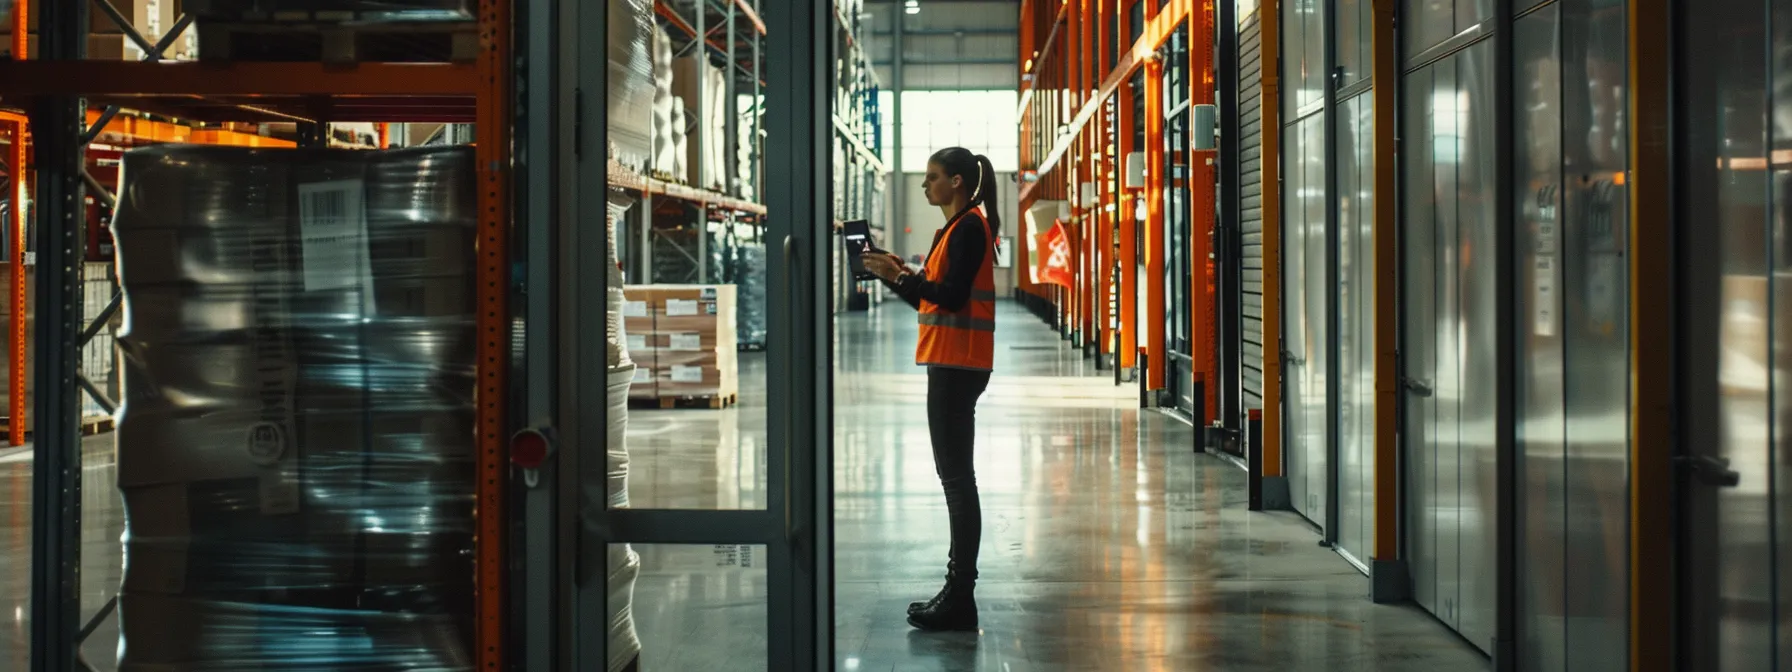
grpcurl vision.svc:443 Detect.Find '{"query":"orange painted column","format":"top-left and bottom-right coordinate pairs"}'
top-left (1258, 0), bottom-right (1283, 477)
top-left (9, 0), bottom-right (26, 447)
top-left (5, 120), bottom-right (23, 448)
top-left (1190, 0), bottom-right (1217, 419)
top-left (1118, 77), bottom-right (1138, 370)
top-left (1144, 58), bottom-right (1168, 390)
top-left (472, 0), bottom-right (513, 666)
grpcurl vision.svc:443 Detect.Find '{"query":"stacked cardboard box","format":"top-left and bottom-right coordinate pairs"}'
top-left (3, 0), bottom-right (195, 60)
top-left (622, 284), bottom-right (738, 403)
top-left (110, 145), bottom-right (478, 669)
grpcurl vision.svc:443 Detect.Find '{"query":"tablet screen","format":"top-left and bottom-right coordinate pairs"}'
top-left (842, 219), bottom-right (876, 280)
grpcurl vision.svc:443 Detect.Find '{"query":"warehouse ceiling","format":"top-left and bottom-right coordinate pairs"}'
top-left (864, 0), bottom-right (1020, 90)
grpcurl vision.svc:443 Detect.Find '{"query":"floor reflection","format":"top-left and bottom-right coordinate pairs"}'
top-left (0, 301), bottom-right (1489, 670)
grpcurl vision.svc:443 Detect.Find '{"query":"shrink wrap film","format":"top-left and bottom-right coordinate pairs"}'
top-left (736, 245), bottom-right (767, 346)
top-left (604, 365), bottom-right (644, 671)
top-left (607, 0), bottom-right (656, 171)
top-left (670, 97), bottom-right (690, 184)
top-left (607, 191), bottom-right (635, 369)
top-left (110, 145), bottom-right (477, 670)
top-left (651, 25), bottom-right (678, 178)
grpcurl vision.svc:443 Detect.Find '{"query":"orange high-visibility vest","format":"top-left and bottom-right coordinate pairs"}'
top-left (916, 206), bottom-right (997, 370)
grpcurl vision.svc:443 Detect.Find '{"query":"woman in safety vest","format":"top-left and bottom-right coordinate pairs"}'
top-left (862, 147), bottom-right (1000, 632)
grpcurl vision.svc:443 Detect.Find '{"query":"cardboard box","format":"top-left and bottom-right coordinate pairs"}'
top-left (620, 284), bottom-right (738, 400)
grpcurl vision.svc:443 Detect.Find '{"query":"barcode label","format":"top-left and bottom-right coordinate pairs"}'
top-left (670, 365), bottom-right (703, 383)
top-left (669, 333), bottom-right (701, 351)
top-left (665, 299), bottom-right (698, 316)
top-left (297, 180), bottom-right (374, 310)
top-left (303, 190), bottom-right (348, 228)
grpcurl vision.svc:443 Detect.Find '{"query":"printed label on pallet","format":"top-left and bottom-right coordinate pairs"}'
top-left (665, 299), bottom-right (699, 316)
top-left (669, 333), bottom-right (701, 351)
top-left (671, 365), bottom-right (703, 383)
top-left (298, 179), bottom-right (375, 311)
top-left (624, 301), bottom-right (648, 317)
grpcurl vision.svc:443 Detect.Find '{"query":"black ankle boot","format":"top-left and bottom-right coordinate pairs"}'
top-left (908, 580), bottom-right (951, 615)
top-left (906, 581), bottom-right (977, 632)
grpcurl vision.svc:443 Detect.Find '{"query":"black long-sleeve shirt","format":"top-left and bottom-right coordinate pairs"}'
top-left (883, 209), bottom-right (988, 312)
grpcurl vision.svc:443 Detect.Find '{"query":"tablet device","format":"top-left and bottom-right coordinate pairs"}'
top-left (842, 219), bottom-right (880, 281)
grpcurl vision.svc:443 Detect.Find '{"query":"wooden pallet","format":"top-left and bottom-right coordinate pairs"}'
top-left (0, 414), bottom-right (116, 437)
top-left (632, 393), bottom-right (738, 410)
top-left (196, 20), bottom-right (479, 64)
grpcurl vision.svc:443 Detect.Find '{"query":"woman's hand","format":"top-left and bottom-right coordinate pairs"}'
top-left (863, 253), bottom-right (907, 282)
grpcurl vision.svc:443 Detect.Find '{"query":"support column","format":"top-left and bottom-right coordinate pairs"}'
top-left (1118, 76), bottom-right (1138, 373)
top-left (29, 1), bottom-right (89, 669)
top-left (1190, 0), bottom-right (1217, 424)
top-left (1145, 57), bottom-right (1167, 392)
top-left (1628, 0), bottom-right (1674, 665)
top-left (1255, 0), bottom-right (1287, 508)
top-left (1368, 0), bottom-right (1407, 603)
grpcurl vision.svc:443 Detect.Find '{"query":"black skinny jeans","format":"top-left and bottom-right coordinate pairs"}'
top-left (926, 366), bottom-right (991, 584)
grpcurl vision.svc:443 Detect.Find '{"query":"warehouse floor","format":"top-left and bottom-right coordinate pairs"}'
top-left (0, 301), bottom-right (1489, 670)
top-left (623, 300), bottom-right (1490, 671)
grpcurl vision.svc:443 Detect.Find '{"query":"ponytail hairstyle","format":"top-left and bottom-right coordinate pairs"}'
top-left (928, 146), bottom-right (1003, 236)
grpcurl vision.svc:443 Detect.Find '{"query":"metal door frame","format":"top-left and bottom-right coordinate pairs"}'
top-left (516, 0), bottom-right (834, 668)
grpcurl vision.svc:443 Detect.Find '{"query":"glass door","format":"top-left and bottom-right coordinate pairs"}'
top-left (515, 0), bottom-right (833, 669)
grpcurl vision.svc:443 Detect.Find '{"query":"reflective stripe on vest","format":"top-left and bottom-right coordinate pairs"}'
top-left (916, 206), bottom-right (997, 370)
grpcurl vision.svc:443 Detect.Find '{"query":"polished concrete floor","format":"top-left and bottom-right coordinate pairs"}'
top-left (0, 299), bottom-right (1490, 670)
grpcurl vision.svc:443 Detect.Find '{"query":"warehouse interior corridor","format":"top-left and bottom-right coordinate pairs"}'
top-left (617, 299), bottom-right (1486, 669)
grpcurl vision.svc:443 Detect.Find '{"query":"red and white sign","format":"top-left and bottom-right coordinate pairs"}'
top-left (1032, 219), bottom-right (1073, 288)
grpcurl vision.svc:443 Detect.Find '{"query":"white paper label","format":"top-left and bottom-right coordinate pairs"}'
top-left (671, 365), bottom-right (703, 383)
top-left (627, 334), bottom-right (648, 351)
top-left (713, 544), bottom-right (755, 568)
top-left (624, 301), bottom-right (648, 317)
top-left (298, 179), bottom-right (375, 310)
top-left (670, 333), bottom-right (702, 351)
top-left (665, 299), bottom-right (699, 316)
top-left (632, 367), bottom-right (651, 383)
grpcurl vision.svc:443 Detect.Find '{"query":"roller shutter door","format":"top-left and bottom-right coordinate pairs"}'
top-left (1238, 10), bottom-right (1266, 411)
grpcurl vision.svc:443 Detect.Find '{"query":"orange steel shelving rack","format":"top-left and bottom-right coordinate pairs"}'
top-left (1, 2), bottom-right (512, 670)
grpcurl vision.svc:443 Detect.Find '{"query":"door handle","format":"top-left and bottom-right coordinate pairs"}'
top-left (1678, 455), bottom-right (1742, 488)
top-left (1401, 376), bottom-right (1433, 397)
top-left (783, 234), bottom-right (798, 546)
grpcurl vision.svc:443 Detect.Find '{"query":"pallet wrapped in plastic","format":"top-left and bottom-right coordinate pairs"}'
top-left (110, 145), bottom-right (477, 670)
top-left (651, 24), bottom-right (678, 179)
top-left (608, 191), bottom-right (635, 369)
top-left (736, 244), bottom-right (768, 346)
top-left (607, 0), bottom-right (656, 171)
top-left (604, 365), bottom-right (643, 670)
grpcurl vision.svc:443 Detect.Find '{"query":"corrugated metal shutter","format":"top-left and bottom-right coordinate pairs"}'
top-left (1238, 10), bottom-right (1266, 411)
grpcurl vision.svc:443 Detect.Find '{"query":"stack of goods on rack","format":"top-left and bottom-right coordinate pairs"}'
top-left (608, 0), bottom-right (656, 172)
top-left (673, 55), bottom-right (729, 192)
top-left (622, 284), bottom-right (739, 407)
top-left (649, 224), bottom-right (721, 283)
top-left (184, 1), bottom-right (478, 63)
top-left (2, 0), bottom-right (195, 60)
top-left (602, 191), bottom-right (644, 669)
top-left (650, 24), bottom-right (684, 183)
top-left (109, 145), bottom-right (478, 669)
top-left (183, 0), bottom-right (474, 17)
top-left (735, 244), bottom-right (767, 349)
